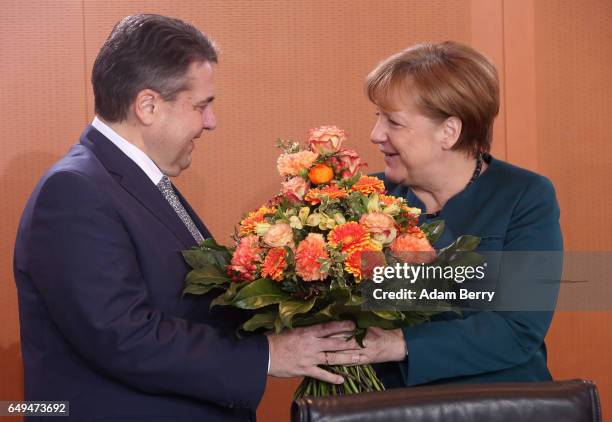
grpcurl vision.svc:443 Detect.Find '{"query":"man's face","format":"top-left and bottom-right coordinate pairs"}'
top-left (146, 60), bottom-right (217, 176)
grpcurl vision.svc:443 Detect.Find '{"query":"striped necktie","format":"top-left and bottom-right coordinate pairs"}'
top-left (157, 176), bottom-right (204, 245)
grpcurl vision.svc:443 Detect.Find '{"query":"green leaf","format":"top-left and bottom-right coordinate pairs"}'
top-left (293, 305), bottom-right (335, 326)
top-left (242, 312), bottom-right (277, 331)
top-left (210, 293), bottom-right (231, 308)
top-left (453, 235), bottom-right (481, 251)
top-left (201, 237), bottom-right (229, 251)
top-left (274, 316), bottom-right (283, 334)
top-left (209, 281), bottom-right (246, 309)
top-left (445, 251), bottom-right (486, 267)
top-left (353, 327), bottom-right (367, 347)
top-left (231, 278), bottom-right (290, 309)
top-left (185, 267), bottom-right (231, 286)
top-left (421, 220), bottom-right (445, 245)
top-left (372, 310), bottom-right (404, 321)
top-left (182, 249), bottom-right (215, 270)
top-left (182, 239), bottom-right (232, 270)
top-left (330, 279), bottom-right (351, 305)
top-left (355, 312), bottom-right (399, 329)
top-left (182, 283), bottom-right (222, 296)
top-left (279, 298), bottom-right (316, 328)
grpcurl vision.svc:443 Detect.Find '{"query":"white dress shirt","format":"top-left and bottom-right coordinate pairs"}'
top-left (92, 116), bottom-right (164, 185)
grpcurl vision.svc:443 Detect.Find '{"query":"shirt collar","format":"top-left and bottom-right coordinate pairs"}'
top-left (91, 116), bottom-right (164, 185)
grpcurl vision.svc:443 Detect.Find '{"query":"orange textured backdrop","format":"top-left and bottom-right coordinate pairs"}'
top-left (0, 1), bottom-right (610, 421)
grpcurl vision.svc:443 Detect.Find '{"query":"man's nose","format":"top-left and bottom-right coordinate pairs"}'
top-left (203, 107), bottom-right (217, 131)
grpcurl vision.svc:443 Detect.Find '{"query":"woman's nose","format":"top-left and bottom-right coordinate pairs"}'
top-left (370, 120), bottom-right (387, 145)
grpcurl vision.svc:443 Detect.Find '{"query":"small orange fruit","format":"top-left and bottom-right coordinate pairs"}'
top-left (308, 164), bottom-right (334, 185)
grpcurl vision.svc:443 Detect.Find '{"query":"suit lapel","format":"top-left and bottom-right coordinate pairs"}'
top-left (80, 126), bottom-right (198, 249)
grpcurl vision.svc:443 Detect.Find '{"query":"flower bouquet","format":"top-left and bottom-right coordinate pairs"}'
top-left (182, 125), bottom-right (482, 398)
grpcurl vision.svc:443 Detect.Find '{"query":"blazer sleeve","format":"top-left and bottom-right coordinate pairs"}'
top-left (26, 170), bottom-right (268, 409)
top-left (399, 175), bottom-right (563, 386)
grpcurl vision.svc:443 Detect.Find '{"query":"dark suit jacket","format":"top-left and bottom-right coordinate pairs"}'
top-left (13, 126), bottom-right (269, 421)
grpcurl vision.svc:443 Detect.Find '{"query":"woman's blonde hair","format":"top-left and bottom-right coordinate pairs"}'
top-left (366, 41), bottom-right (499, 156)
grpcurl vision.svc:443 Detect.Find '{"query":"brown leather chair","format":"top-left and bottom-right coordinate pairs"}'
top-left (292, 379), bottom-right (601, 422)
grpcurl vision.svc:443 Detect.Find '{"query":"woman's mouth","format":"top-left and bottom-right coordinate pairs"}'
top-left (382, 152), bottom-right (399, 164)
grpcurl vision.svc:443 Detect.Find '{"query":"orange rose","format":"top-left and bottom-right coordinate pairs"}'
top-left (262, 222), bottom-right (294, 248)
top-left (359, 212), bottom-right (398, 246)
top-left (308, 164), bottom-right (334, 185)
top-left (308, 125), bottom-right (347, 154)
top-left (330, 149), bottom-right (368, 180)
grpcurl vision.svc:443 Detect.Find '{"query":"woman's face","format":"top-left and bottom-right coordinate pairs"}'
top-left (370, 94), bottom-right (444, 186)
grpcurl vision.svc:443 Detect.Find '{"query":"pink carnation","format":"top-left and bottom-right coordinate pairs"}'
top-left (277, 150), bottom-right (318, 177)
top-left (390, 233), bottom-right (436, 264)
top-left (295, 233), bottom-right (330, 281)
top-left (229, 235), bottom-right (263, 282)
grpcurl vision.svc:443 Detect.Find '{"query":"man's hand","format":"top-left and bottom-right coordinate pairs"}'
top-left (266, 321), bottom-right (362, 384)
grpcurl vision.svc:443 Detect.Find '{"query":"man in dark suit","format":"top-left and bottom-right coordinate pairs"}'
top-left (13, 14), bottom-right (359, 421)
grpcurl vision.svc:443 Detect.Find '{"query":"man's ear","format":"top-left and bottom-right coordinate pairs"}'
top-left (132, 89), bottom-right (159, 126)
top-left (439, 116), bottom-right (462, 150)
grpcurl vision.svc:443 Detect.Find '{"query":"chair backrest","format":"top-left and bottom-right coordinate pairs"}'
top-left (292, 379), bottom-right (601, 422)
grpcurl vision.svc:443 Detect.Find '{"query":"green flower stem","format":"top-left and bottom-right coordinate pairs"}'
top-left (294, 364), bottom-right (385, 400)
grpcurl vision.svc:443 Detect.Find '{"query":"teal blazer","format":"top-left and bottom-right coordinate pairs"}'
top-left (373, 155), bottom-right (563, 387)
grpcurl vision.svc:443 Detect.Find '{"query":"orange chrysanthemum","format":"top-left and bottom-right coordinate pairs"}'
top-left (295, 233), bottom-right (330, 282)
top-left (261, 247), bottom-right (288, 282)
top-left (229, 235), bottom-right (263, 282)
top-left (390, 232), bottom-right (436, 264)
top-left (327, 222), bottom-right (373, 254)
top-left (239, 206), bottom-right (277, 236)
top-left (345, 248), bottom-right (386, 280)
top-left (351, 176), bottom-right (385, 195)
top-left (303, 184), bottom-right (348, 205)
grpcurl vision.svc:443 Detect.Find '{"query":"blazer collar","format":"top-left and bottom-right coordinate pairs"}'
top-left (79, 125), bottom-right (205, 248)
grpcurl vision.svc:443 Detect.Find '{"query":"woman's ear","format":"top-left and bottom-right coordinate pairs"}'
top-left (439, 116), bottom-right (462, 150)
top-left (132, 89), bottom-right (159, 126)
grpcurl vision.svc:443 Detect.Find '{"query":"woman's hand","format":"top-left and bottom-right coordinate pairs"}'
top-left (356, 327), bottom-right (407, 364)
